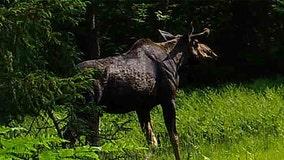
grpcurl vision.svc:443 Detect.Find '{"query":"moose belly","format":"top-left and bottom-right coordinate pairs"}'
top-left (100, 76), bottom-right (158, 114)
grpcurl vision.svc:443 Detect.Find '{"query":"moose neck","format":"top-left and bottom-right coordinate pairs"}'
top-left (158, 37), bottom-right (187, 70)
top-left (152, 37), bottom-right (188, 90)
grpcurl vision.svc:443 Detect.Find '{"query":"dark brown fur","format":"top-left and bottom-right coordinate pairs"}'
top-left (67, 29), bottom-right (217, 160)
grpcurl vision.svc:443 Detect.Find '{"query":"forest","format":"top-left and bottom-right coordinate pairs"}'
top-left (1, 0), bottom-right (284, 159)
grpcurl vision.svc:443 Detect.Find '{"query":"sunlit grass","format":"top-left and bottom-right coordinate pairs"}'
top-left (99, 76), bottom-right (284, 159)
top-left (16, 77), bottom-right (284, 159)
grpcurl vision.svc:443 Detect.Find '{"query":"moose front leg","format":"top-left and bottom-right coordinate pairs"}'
top-left (161, 99), bottom-right (180, 160)
top-left (136, 110), bottom-right (158, 148)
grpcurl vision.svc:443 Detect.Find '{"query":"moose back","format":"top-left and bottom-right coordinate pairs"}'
top-left (69, 28), bottom-right (217, 160)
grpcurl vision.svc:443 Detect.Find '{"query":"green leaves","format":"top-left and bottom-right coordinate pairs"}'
top-left (0, 0), bottom-right (87, 74)
top-left (131, 3), bottom-right (154, 23)
top-left (273, 0), bottom-right (284, 15)
top-left (0, 125), bottom-right (148, 160)
top-left (0, 0), bottom-right (90, 124)
top-left (0, 126), bottom-right (101, 160)
top-left (155, 10), bottom-right (172, 21)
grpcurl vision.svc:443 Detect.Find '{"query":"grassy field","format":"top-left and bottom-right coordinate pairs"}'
top-left (98, 76), bottom-right (284, 160)
top-left (3, 76), bottom-right (284, 159)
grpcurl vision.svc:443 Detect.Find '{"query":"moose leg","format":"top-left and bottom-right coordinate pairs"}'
top-left (161, 99), bottom-right (180, 160)
top-left (62, 125), bottom-right (77, 148)
top-left (86, 113), bottom-right (100, 146)
top-left (136, 110), bottom-right (158, 148)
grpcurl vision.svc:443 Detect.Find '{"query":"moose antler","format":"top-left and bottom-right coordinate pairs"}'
top-left (189, 21), bottom-right (195, 35)
top-left (190, 28), bottom-right (210, 38)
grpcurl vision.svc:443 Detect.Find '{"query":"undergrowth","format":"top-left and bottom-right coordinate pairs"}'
top-left (2, 76), bottom-right (284, 159)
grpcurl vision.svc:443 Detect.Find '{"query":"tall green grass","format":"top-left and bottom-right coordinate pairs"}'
top-left (3, 77), bottom-right (284, 159)
top-left (99, 77), bottom-right (284, 159)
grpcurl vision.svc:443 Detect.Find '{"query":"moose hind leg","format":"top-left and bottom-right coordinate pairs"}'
top-left (136, 110), bottom-right (158, 148)
top-left (161, 99), bottom-right (181, 160)
top-left (86, 113), bottom-right (100, 146)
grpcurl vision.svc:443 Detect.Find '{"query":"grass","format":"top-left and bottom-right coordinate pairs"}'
top-left (4, 76), bottom-right (284, 159)
top-left (98, 76), bottom-right (284, 159)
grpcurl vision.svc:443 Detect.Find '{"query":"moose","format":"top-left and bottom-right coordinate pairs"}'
top-left (66, 26), bottom-right (217, 160)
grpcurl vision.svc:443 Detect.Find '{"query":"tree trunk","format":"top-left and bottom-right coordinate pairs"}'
top-left (76, 0), bottom-right (100, 60)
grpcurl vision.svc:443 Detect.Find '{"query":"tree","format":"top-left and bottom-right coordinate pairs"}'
top-left (75, 0), bottom-right (100, 60)
top-left (0, 0), bottom-right (95, 140)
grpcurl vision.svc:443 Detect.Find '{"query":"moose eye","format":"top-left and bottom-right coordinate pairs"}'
top-left (192, 39), bottom-right (199, 47)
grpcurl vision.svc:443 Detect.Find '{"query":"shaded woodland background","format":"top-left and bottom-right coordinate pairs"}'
top-left (78, 0), bottom-right (284, 84)
top-left (0, 0), bottom-right (284, 142)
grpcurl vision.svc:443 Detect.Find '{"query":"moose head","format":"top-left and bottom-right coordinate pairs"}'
top-left (158, 26), bottom-right (218, 63)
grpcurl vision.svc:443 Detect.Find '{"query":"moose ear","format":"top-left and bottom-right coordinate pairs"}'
top-left (158, 29), bottom-right (175, 40)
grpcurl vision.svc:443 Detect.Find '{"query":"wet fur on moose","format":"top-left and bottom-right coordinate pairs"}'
top-left (66, 27), bottom-right (217, 160)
